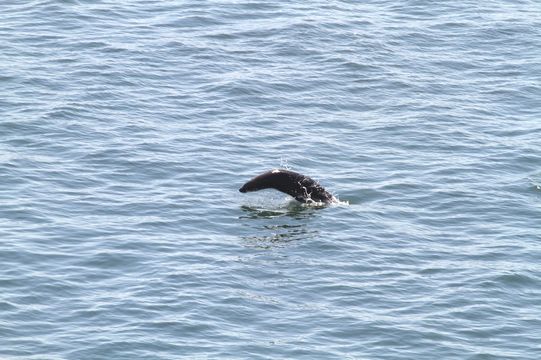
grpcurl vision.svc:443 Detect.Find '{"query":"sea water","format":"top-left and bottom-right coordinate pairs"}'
top-left (1, 1), bottom-right (540, 359)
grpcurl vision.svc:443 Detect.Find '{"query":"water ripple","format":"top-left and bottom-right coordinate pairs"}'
top-left (1, 0), bottom-right (541, 359)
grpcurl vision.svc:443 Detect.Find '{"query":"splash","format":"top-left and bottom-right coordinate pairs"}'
top-left (527, 177), bottom-right (541, 192)
top-left (279, 157), bottom-right (291, 170)
top-left (302, 194), bottom-right (349, 207)
top-left (240, 189), bottom-right (298, 210)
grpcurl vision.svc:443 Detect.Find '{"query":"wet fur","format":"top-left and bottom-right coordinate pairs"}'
top-left (239, 169), bottom-right (335, 204)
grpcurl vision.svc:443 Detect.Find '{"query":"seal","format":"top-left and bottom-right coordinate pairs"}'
top-left (239, 169), bottom-right (336, 204)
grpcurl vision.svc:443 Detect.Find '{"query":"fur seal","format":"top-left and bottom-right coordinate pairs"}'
top-left (239, 169), bottom-right (336, 204)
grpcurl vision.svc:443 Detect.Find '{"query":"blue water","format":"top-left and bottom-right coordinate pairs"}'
top-left (2, 1), bottom-right (541, 358)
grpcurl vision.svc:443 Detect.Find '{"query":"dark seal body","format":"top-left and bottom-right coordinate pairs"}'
top-left (239, 169), bottom-right (335, 204)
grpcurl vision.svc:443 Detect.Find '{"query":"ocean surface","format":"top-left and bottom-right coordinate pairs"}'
top-left (1, 1), bottom-right (541, 359)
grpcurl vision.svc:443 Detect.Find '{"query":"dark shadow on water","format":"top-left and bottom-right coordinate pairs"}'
top-left (241, 225), bottom-right (317, 248)
top-left (239, 202), bottom-right (322, 220)
top-left (238, 203), bottom-right (321, 248)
